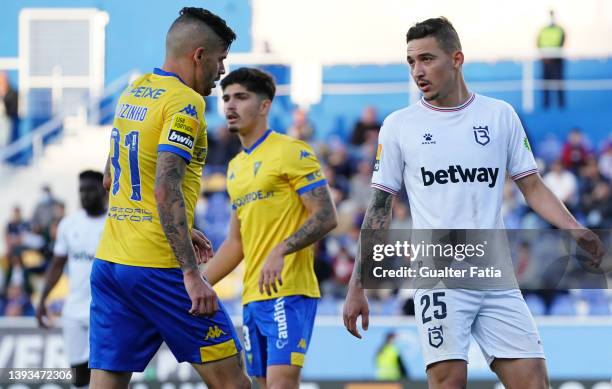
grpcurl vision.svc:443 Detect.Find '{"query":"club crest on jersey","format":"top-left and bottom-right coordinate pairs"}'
top-left (254, 161), bottom-right (262, 176)
top-left (473, 126), bottom-right (490, 146)
top-left (428, 326), bottom-right (444, 348)
top-left (300, 150), bottom-right (311, 159)
top-left (422, 132), bottom-right (436, 145)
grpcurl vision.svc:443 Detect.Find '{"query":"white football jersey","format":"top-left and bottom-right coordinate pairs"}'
top-left (53, 210), bottom-right (106, 320)
top-left (372, 93), bottom-right (537, 229)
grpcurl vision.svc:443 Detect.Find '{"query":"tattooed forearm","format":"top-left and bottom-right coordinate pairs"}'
top-left (155, 152), bottom-right (198, 273)
top-left (351, 188), bottom-right (393, 284)
top-left (282, 185), bottom-right (338, 255)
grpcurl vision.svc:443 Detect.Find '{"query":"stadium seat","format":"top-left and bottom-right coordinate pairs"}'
top-left (550, 294), bottom-right (577, 315)
top-left (524, 293), bottom-right (546, 316)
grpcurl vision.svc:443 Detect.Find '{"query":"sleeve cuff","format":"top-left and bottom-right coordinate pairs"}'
top-left (296, 179), bottom-right (327, 195)
top-left (511, 169), bottom-right (538, 181)
top-left (158, 144), bottom-right (192, 164)
top-left (371, 183), bottom-right (399, 195)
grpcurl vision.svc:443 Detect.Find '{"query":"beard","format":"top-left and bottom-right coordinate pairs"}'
top-left (228, 125), bottom-right (240, 133)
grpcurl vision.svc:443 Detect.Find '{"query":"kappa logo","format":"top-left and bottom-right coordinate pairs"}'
top-left (297, 338), bottom-right (307, 350)
top-left (229, 172), bottom-right (235, 180)
top-left (168, 130), bottom-right (194, 149)
top-left (428, 326), bottom-right (444, 348)
top-left (204, 326), bottom-right (226, 340)
top-left (473, 125), bottom-right (490, 146)
top-left (254, 161), bottom-right (262, 176)
top-left (422, 132), bottom-right (436, 145)
top-left (179, 104), bottom-right (198, 118)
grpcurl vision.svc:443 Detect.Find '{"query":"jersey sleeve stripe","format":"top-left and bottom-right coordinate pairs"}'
top-left (511, 169), bottom-right (539, 181)
top-left (371, 183), bottom-right (398, 195)
top-left (157, 144), bottom-right (192, 163)
top-left (296, 179), bottom-right (327, 195)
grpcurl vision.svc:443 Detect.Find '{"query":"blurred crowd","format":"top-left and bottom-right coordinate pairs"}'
top-left (1, 186), bottom-right (65, 316)
top-left (2, 105), bottom-right (611, 318)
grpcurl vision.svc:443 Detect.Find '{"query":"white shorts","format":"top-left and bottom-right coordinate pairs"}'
top-left (414, 289), bottom-right (545, 367)
top-left (62, 317), bottom-right (89, 366)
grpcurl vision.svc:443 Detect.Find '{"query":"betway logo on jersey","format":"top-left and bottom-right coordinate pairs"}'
top-left (421, 165), bottom-right (499, 188)
top-left (168, 130), bottom-right (194, 149)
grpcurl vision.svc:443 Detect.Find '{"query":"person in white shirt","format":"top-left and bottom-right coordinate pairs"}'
top-left (342, 17), bottom-right (604, 389)
top-left (36, 170), bottom-right (107, 389)
top-left (543, 159), bottom-right (577, 207)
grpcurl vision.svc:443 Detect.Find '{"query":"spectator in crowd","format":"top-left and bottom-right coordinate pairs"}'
top-left (598, 140), bottom-right (612, 181)
top-left (0, 71), bottom-right (18, 147)
top-left (322, 165), bottom-right (349, 205)
top-left (3, 206), bottom-right (34, 296)
top-left (3, 284), bottom-right (34, 317)
top-left (350, 106), bottom-right (380, 146)
top-left (348, 160), bottom-right (374, 211)
top-left (577, 158), bottom-right (608, 216)
top-left (287, 107), bottom-right (315, 141)
top-left (537, 9), bottom-right (566, 109)
top-left (205, 125), bottom-right (242, 171)
top-left (583, 181), bottom-right (612, 229)
top-left (326, 141), bottom-right (353, 178)
top-left (561, 128), bottom-right (590, 172)
top-left (543, 159), bottom-right (577, 210)
top-left (31, 185), bottom-right (63, 239)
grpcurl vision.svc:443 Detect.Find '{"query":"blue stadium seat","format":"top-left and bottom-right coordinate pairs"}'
top-left (524, 294), bottom-right (546, 316)
top-left (550, 294), bottom-right (577, 315)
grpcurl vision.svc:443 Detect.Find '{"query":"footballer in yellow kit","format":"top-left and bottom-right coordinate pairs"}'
top-left (89, 10), bottom-right (250, 387)
top-left (204, 68), bottom-right (338, 386)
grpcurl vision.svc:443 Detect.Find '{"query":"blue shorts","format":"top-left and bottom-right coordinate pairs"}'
top-left (242, 295), bottom-right (317, 377)
top-left (90, 259), bottom-right (242, 372)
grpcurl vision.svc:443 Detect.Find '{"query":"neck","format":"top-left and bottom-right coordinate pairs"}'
top-left (239, 124), bottom-right (269, 150)
top-left (161, 59), bottom-right (192, 88)
top-left (428, 76), bottom-right (470, 108)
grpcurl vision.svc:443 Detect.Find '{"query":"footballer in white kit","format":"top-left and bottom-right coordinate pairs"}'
top-left (372, 91), bottom-right (544, 366)
top-left (37, 171), bottom-right (107, 389)
top-left (344, 17), bottom-right (603, 389)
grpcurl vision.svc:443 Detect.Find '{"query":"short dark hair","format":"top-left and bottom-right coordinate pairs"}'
top-left (79, 170), bottom-right (104, 183)
top-left (220, 67), bottom-right (276, 101)
top-left (406, 17), bottom-right (462, 54)
top-left (177, 7), bottom-right (236, 49)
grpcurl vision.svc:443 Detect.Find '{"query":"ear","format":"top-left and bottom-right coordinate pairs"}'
top-left (260, 99), bottom-right (272, 116)
top-left (193, 47), bottom-right (206, 64)
top-left (452, 50), bottom-right (464, 69)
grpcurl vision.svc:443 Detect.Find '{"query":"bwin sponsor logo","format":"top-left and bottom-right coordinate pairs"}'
top-left (421, 165), bottom-right (499, 188)
top-left (168, 130), bottom-right (194, 148)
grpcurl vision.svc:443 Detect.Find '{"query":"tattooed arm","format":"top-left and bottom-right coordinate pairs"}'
top-left (351, 188), bottom-right (393, 285)
top-left (284, 185), bottom-right (338, 253)
top-left (258, 184), bottom-right (338, 295)
top-left (154, 152), bottom-right (218, 315)
top-left (343, 188), bottom-right (393, 338)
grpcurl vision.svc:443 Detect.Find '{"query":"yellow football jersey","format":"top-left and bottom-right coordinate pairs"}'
top-left (96, 68), bottom-right (208, 268)
top-left (226, 130), bottom-right (325, 304)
